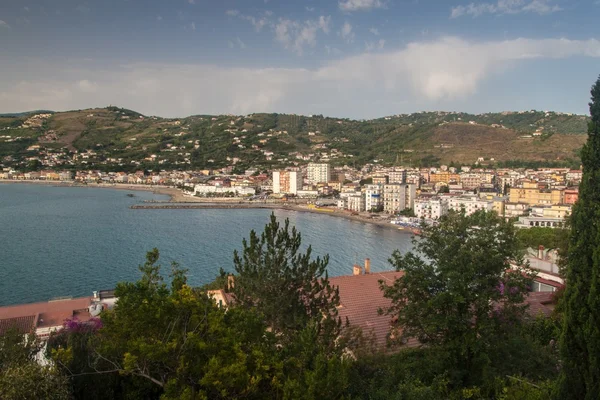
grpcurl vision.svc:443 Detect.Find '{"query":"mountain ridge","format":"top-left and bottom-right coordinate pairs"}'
top-left (0, 106), bottom-right (589, 171)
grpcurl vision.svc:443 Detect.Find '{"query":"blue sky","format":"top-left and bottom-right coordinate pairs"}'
top-left (0, 0), bottom-right (599, 118)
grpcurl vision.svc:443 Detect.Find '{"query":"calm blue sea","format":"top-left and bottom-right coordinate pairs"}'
top-left (0, 184), bottom-right (414, 306)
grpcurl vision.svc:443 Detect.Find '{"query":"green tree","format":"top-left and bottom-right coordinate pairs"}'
top-left (228, 213), bottom-right (341, 345)
top-left (558, 75), bottom-right (600, 399)
top-left (0, 328), bottom-right (71, 400)
top-left (0, 328), bottom-right (41, 369)
top-left (0, 362), bottom-right (72, 400)
top-left (381, 210), bottom-right (534, 388)
top-left (54, 249), bottom-right (278, 400)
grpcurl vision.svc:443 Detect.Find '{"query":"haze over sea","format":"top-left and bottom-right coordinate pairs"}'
top-left (0, 184), bottom-right (414, 306)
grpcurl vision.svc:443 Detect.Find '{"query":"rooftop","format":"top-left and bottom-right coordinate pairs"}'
top-left (0, 296), bottom-right (94, 335)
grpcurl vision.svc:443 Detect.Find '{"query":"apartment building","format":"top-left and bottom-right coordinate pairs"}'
top-left (383, 184), bottom-right (416, 214)
top-left (448, 196), bottom-right (494, 216)
top-left (306, 163), bottom-right (331, 184)
top-left (346, 195), bottom-right (366, 213)
top-left (414, 197), bottom-right (448, 220)
top-left (509, 181), bottom-right (563, 205)
top-left (272, 170), bottom-right (303, 195)
top-left (429, 172), bottom-right (460, 184)
top-left (365, 184), bottom-right (383, 212)
top-left (388, 170), bottom-right (407, 184)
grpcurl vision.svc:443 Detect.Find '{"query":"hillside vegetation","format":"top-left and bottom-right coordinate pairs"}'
top-left (0, 107), bottom-right (589, 171)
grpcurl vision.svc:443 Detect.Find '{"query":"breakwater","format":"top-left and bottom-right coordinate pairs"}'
top-left (131, 203), bottom-right (282, 210)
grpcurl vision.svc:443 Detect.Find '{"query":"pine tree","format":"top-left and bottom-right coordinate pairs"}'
top-left (558, 75), bottom-right (600, 399)
top-left (229, 213), bottom-right (341, 344)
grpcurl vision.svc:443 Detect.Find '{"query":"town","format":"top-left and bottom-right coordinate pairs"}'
top-left (0, 161), bottom-right (580, 231)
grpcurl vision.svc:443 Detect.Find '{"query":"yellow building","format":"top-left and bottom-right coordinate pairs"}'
top-left (543, 205), bottom-right (572, 219)
top-left (509, 181), bottom-right (563, 206)
top-left (430, 172), bottom-right (460, 184)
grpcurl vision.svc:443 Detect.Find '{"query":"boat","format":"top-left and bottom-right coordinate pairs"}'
top-left (126, 193), bottom-right (136, 197)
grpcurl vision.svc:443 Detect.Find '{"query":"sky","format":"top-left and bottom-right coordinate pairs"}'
top-left (0, 0), bottom-right (599, 118)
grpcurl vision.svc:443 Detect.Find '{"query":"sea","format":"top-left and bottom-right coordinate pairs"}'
top-left (0, 184), bottom-right (414, 306)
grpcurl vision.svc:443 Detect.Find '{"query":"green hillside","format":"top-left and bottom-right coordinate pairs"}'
top-left (0, 107), bottom-right (589, 171)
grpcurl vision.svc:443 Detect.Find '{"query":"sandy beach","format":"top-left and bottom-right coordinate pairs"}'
top-left (0, 180), bottom-right (415, 233)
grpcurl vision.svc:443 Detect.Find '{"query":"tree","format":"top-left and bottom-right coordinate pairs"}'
top-left (381, 210), bottom-right (534, 388)
top-left (228, 213), bottom-right (341, 345)
top-left (52, 249), bottom-right (278, 399)
top-left (0, 363), bottom-right (72, 400)
top-left (558, 75), bottom-right (600, 399)
top-left (0, 328), bottom-right (71, 400)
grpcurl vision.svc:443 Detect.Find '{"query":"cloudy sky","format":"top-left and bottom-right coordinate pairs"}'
top-left (0, 0), bottom-right (599, 118)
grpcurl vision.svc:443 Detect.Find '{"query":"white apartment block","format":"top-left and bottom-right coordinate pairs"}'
top-left (306, 163), bottom-right (331, 184)
top-left (365, 184), bottom-right (383, 212)
top-left (383, 184), bottom-right (416, 214)
top-left (272, 170), bottom-right (303, 195)
top-left (414, 198), bottom-right (449, 220)
top-left (346, 195), bottom-right (366, 212)
top-left (448, 196), bottom-right (493, 215)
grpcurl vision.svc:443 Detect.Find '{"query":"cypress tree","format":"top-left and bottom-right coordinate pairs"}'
top-left (558, 76), bottom-right (600, 399)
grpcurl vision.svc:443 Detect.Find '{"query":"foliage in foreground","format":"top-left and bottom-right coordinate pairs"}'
top-left (0, 212), bottom-right (568, 399)
top-left (558, 75), bottom-right (600, 400)
top-left (0, 329), bottom-right (71, 400)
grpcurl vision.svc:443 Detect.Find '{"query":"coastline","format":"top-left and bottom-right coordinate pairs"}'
top-left (0, 180), bottom-right (415, 234)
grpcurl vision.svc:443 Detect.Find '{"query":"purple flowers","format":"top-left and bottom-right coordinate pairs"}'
top-left (63, 317), bottom-right (103, 333)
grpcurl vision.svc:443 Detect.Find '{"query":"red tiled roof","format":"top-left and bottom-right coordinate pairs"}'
top-left (330, 271), bottom-right (407, 351)
top-left (0, 315), bottom-right (37, 335)
top-left (330, 271), bottom-right (558, 350)
top-left (0, 297), bottom-right (93, 333)
top-left (524, 291), bottom-right (555, 317)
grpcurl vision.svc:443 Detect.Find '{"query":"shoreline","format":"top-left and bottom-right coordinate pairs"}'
top-left (0, 180), bottom-right (415, 234)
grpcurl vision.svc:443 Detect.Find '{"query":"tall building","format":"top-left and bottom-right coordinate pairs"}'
top-left (383, 184), bottom-right (416, 214)
top-left (365, 184), bottom-right (383, 212)
top-left (307, 163), bottom-right (331, 184)
top-left (272, 171), bottom-right (303, 195)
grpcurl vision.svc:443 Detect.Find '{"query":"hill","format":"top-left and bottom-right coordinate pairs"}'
top-left (0, 107), bottom-right (589, 172)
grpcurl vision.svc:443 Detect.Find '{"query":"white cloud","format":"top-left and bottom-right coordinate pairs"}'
top-left (0, 20), bottom-right (11, 29)
top-left (339, 22), bottom-right (354, 42)
top-left (227, 10), bottom-right (270, 31)
top-left (156, 16), bottom-right (163, 21)
top-left (339, 0), bottom-right (385, 12)
top-left (188, 0), bottom-right (195, 3)
top-left (451, 0), bottom-right (561, 18)
top-left (235, 37), bottom-right (247, 49)
top-left (306, 7), bottom-right (315, 12)
top-left (275, 16), bottom-right (331, 55)
top-left (369, 27), bottom-right (380, 35)
top-left (77, 79), bottom-right (98, 93)
top-left (365, 39), bottom-right (385, 51)
top-left (190, 22), bottom-right (196, 31)
top-left (1, 37), bottom-right (599, 117)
